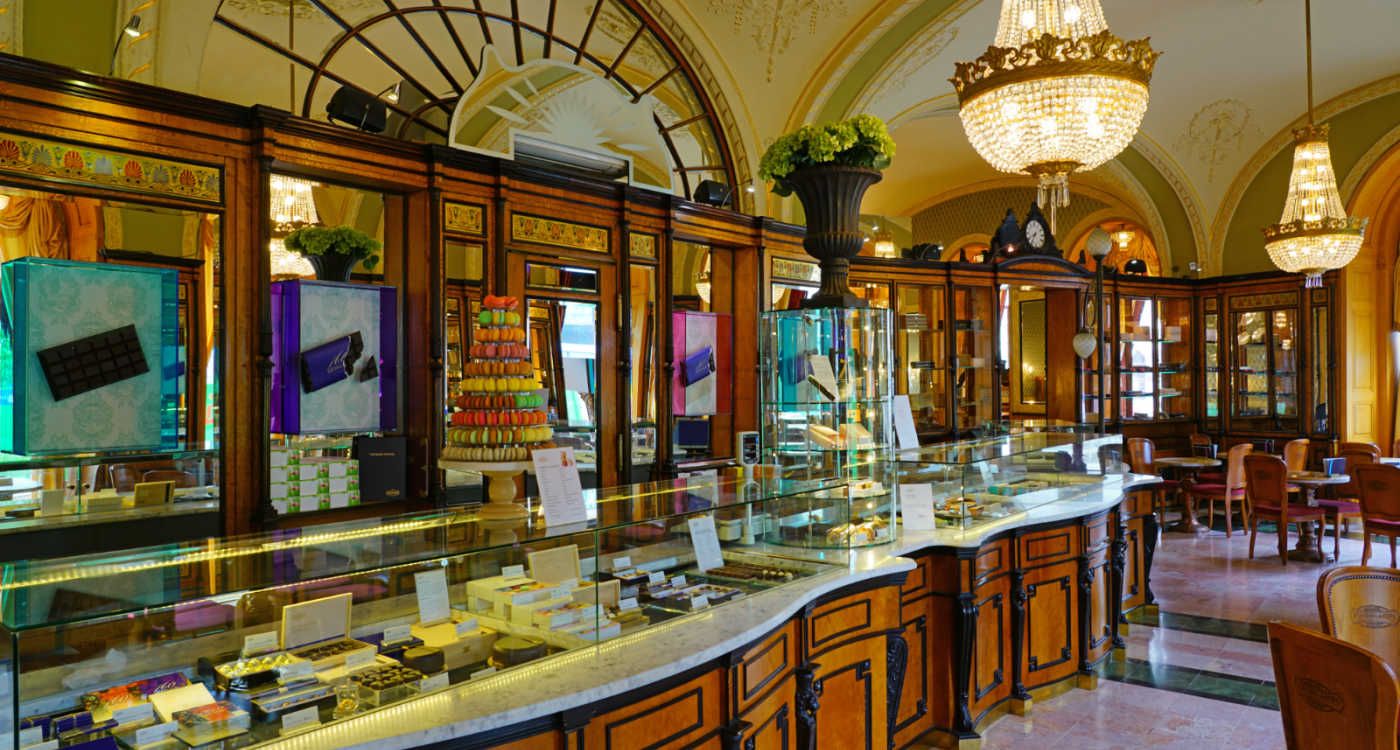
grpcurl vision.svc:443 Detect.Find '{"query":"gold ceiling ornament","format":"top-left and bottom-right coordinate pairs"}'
top-left (951, 0), bottom-right (1159, 233)
top-left (1262, 0), bottom-right (1366, 288)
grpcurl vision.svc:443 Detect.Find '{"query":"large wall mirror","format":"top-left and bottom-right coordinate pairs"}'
top-left (526, 263), bottom-right (602, 490)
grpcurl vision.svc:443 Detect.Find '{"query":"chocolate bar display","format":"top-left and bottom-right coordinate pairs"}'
top-left (37, 324), bottom-right (148, 401)
top-left (704, 563), bottom-right (799, 583)
top-left (298, 332), bottom-right (363, 393)
top-left (1, 257), bottom-right (180, 455)
top-left (270, 280), bottom-right (398, 434)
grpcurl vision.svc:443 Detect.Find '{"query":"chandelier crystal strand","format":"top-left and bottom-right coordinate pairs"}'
top-left (1261, 0), bottom-right (1366, 287)
top-left (953, 0), bottom-right (1158, 234)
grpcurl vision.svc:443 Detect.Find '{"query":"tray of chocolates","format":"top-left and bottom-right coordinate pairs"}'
top-left (290, 638), bottom-right (375, 668)
top-left (349, 664), bottom-right (426, 707)
top-left (172, 701), bottom-right (251, 744)
top-left (702, 563), bottom-right (799, 584)
top-left (214, 653), bottom-right (307, 692)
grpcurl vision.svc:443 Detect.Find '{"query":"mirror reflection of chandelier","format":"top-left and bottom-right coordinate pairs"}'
top-left (1262, 0), bottom-right (1366, 288)
top-left (952, 0), bottom-right (1159, 231)
top-left (270, 174), bottom-right (318, 233)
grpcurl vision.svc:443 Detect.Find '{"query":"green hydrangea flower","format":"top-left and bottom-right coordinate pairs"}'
top-left (284, 225), bottom-right (382, 268)
top-left (758, 114), bottom-right (896, 196)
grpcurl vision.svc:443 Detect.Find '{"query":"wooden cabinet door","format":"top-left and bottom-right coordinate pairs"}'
top-left (1020, 559), bottom-right (1080, 690)
top-left (810, 638), bottom-right (889, 750)
top-left (1085, 547), bottom-right (1114, 667)
top-left (1122, 512), bottom-right (1148, 613)
top-left (581, 668), bottom-right (725, 749)
top-left (892, 596), bottom-right (934, 749)
top-left (967, 573), bottom-right (1011, 720)
top-left (735, 673), bottom-right (796, 750)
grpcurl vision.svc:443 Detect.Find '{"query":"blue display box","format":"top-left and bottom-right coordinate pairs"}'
top-left (0, 257), bottom-right (180, 455)
top-left (270, 280), bottom-right (398, 435)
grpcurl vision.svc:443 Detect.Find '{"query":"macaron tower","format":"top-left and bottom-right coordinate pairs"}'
top-left (443, 295), bottom-right (553, 462)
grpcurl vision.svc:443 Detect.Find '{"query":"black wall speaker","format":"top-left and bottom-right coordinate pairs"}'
top-left (694, 180), bottom-right (732, 207)
top-left (326, 86), bottom-right (387, 133)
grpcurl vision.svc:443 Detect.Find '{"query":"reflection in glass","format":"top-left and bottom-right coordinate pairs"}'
top-left (1312, 305), bottom-right (1329, 432)
top-left (529, 299), bottom-right (599, 488)
top-left (630, 267), bottom-right (658, 481)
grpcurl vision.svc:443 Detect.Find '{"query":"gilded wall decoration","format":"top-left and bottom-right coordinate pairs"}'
top-left (0, 130), bottom-right (223, 204)
top-left (1176, 99), bottom-right (1254, 183)
top-left (705, 0), bottom-right (848, 82)
top-left (629, 232), bottom-right (657, 259)
top-left (511, 213), bottom-right (610, 254)
top-left (443, 201), bottom-right (484, 236)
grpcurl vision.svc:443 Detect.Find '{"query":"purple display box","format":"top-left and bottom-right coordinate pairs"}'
top-left (270, 280), bottom-right (397, 434)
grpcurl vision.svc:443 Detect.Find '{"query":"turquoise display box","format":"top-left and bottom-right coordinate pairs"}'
top-left (0, 257), bottom-right (180, 455)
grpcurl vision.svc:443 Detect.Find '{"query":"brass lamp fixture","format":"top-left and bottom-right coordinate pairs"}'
top-left (1262, 0), bottom-right (1367, 288)
top-left (951, 0), bottom-right (1159, 233)
top-left (872, 227), bottom-right (897, 258)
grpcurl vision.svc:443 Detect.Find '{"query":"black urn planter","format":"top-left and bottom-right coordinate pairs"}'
top-left (785, 164), bottom-right (882, 309)
top-left (304, 253), bottom-right (361, 282)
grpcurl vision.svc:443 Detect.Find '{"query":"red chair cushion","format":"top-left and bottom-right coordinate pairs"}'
top-left (1185, 484), bottom-right (1244, 499)
top-left (1253, 503), bottom-right (1326, 519)
top-left (1313, 499), bottom-right (1360, 513)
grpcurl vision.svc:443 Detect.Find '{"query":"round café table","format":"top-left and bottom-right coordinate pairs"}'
top-left (1155, 456), bottom-right (1222, 533)
top-left (1286, 471), bottom-right (1350, 563)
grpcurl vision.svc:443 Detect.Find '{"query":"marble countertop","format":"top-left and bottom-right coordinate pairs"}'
top-left (263, 473), bottom-right (1159, 749)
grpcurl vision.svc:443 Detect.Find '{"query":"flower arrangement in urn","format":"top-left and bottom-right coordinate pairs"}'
top-left (283, 225), bottom-right (382, 282)
top-left (760, 115), bottom-right (896, 308)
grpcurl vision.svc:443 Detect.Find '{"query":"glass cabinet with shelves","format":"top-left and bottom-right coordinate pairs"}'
top-left (1080, 295), bottom-right (1113, 426)
top-left (953, 286), bottom-right (996, 433)
top-left (1232, 307), bottom-right (1298, 431)
top-left (897, 285), bottom-right (950, 438)
top-left (1116, 295), bottom-right (1193, 423)
top-left (758, 307), bottom-right (896, 548)
top-left (1204, 300), bottom-right (1221, 426)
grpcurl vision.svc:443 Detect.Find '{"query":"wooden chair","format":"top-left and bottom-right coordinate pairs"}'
top-left (1268, 621), bottom-right (1398, 750)
top-left (1392, 438), bottom-right (1400, 459)
top-left (1185, 443), bottom-right (1252, 536)
top-left (1126, 437), bottom-right (1179, 531)
top-left (1283, 438), bottom-right (1310, 472)
top-left (1189, 432), bottom-right (1216, 458)
top-left (143, 469), bottom-right (197, 488)
top-left (1341, 441), bottom-right (1383, 457)
top-left (1318, 566), bottom-right (1400, 677)
top-left (1247, 453), bottom-right (1326, 565)
top-left (1356, 464), bottom-right (1400, 567)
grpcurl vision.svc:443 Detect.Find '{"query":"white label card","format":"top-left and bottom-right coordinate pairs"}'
top-left (383, 624), bottom-right (412, 644)
top-left (900, 484), bottom-right (937, 532)
top-left (281, 593), bottom-right (351, 651)
top-left (612, 556), bottom-right (632, 571)
top-left (691, 595), bottom-right (710, 610)
top-left (18, 727), bottom-right (42, 747)
top-left (892, 395), bottom-right (920, 450)
top-left (618, 597), bottom-right (638, 611)
top-left (647, 571), bottom-right (666, 585)
top-left (670, 575), bottom-right (687, 588)
top-left (345, 649), bottom-right (376, 671)
top-left (501, 565), bottom-right (526, 579)
top-left (280, 661), bottom-right (314, 682)
top-left (243, 631), bottom-right (280, 656)
top-left (414, 568), bottom-right (452, 626)
top-left (687, 515), bottom-right (725, 572)
top-left (135, 721), bottom-right (178, 746)
top-left (470, 666), bottom-right (497, 680)
top-left (806, 354), bottom-right (839, 401)
top-left (533, 448), bottom-right (588, 527)
top-left (282, 706), bottom-right (320, 733)
top-left (421, 672), bottom-right (449, 691)
top-left (455, 617), bottom-right (479, 637)
top-left (112, 703), bottom-right (155, 726)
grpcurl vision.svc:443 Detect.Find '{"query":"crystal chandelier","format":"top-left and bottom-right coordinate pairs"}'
top-left (1262, 0), bottom-right (1366, 288)
top-left (951, 0), bottom-right (1159, 231)
top-left (270, 174), bottom-right (318, 233)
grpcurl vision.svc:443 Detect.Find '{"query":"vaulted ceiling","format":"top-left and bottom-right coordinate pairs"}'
top-left (8, 0), bottom-right (1399, 276)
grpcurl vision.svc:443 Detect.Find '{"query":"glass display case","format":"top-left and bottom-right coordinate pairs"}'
top-left (897, 430), bottom-right (1125, 530)
top-left (1117, 295), bottom-right (1192, 422)
top-left (758, 307), bottom-right (896, 548)
top-left (0, 472), bottom-right (855, 750)
top-left (953, 286), bottom-right (996, 433)
top-left (1204, 301), bottom-right (1221, 425)
top-left (897, 285), bottom-right (950, 438)
top-left (1232, 307), bottom-right (1298, 431)
top-left (1080, 295), bottom-right (1113, 426)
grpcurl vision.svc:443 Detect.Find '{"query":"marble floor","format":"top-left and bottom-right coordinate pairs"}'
top-left (970, 518), bottom-right (1377, 749)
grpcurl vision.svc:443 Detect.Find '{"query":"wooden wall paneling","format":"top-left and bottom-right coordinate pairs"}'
top-left (1079, 512), bottom-right (1115, 675)
top-left (811, 638), bottom-right (887, 750)
top-left (659, 224), bottom-right (677, 473)
top-left (1045, 287), bottom-right (1081, 423)
top-left (580, 667), bottom-right (726, 749)
top-left (398, 189), bottom-right (436, 502)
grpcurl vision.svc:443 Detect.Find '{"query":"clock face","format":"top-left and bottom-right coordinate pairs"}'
top-left (1026, 221), bottom-right (1046, 248)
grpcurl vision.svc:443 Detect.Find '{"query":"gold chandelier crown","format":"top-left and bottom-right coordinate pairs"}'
top-left (951, 1), bottom-right (1159, 228)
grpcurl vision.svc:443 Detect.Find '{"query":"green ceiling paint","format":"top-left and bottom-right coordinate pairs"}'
top-left (1223, 90), bottom-right (1400, 276)
top-left (1114, 147), bottom-right (1198, 274)
top-left (815, 0), bottom-right (960, 123)
top-left (24, 0), bottom-right (118, 77)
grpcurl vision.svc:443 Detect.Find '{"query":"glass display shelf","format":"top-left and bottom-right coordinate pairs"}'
top-left (0, 448), bottom-right (219, 531)
top-left (895, 284), bottom-right (949, 436)
top-left (1116, 295), bottom-right (1193, 422)
top-left (759, 307), bottom-right (896, 548)
top-left (1231, 308), bottom-right (1298, 429)
top-left (896, 430), bottom-right (1124, 530)
top-left (0, 471), bottom-right (854, 750)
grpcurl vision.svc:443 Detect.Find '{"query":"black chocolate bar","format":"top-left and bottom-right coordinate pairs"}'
top-left (37, 324), bottom-right (148, 401)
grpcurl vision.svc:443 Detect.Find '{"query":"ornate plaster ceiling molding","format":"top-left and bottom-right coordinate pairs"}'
top-left (220, 0), bottom-right (378, 18)
top-left (1209, 74), bottom-right (1400, 276)
top-left (1341, 121), bottom-right (1400, 205)
top-left (703, 0), bottom-right (849, 83)
top-left (789, 0), bottom-right (933, 129)
top-left (850, 22), bottom-right (960, 117)
top-left (1176, 99), bottom-right (1256, 185)
top-left (1127, 133), bottom-right (1207, 276)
